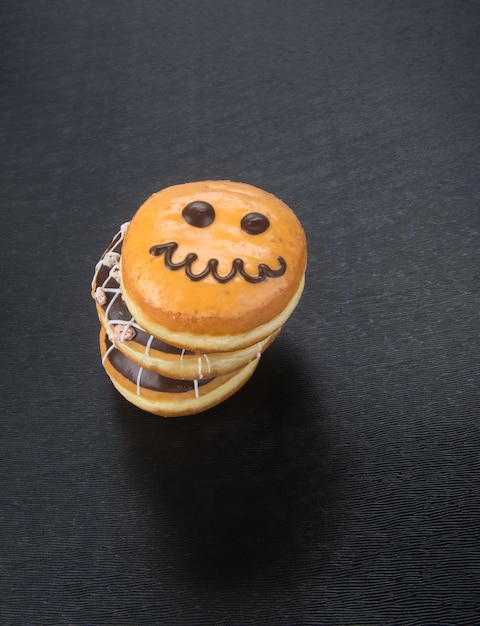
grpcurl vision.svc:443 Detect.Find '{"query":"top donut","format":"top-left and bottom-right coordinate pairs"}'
top-left (120, 180), bottom-right (307, 352)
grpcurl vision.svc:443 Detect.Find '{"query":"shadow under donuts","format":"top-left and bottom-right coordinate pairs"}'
top-left (116, 336), bottom-right (343, 584)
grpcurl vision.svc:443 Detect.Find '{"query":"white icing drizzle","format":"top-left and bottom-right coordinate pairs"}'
top-left (136, 367), bottom-right (143, 396)
top-left (105, 317), bottom-right (143, 342)
top-left (144, 334), bottom-right (155, 357)
top-left (102, 342), bottom-right (116, 365)
top-left (203, 353), bottom-right (211, 374)
top-left (194, 379), bottom-right (199, 399)
top-left (93, 223), bottom-right (127, 283)
top-left (180, 349), bottom-right (185, 377)
top-left (197, 357), bottom-right (203, 379)
top-left (104, 287), bottom-right (122, 319)
top-left (257, 343), bottom-right (262, 359)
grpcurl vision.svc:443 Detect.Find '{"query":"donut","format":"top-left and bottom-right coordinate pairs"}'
top-left (91, 181), bottom-right (307, 416)
top-left (99, 327), bottom-right (259, 417)
top-left (121, 181), bottom-right (307, 352)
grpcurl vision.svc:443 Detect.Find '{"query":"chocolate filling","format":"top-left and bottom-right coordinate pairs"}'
top-left (105, 336), bottom-right (212, 393)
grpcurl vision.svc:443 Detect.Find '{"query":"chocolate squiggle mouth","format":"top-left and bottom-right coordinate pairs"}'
top-left (149, 242), bottom-right (287, 284)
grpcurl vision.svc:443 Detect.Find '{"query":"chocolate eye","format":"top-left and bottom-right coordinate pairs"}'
top-left (182, 201), bottom-right (215, 228)
top-left (241, 212), bottom-right (270, 235)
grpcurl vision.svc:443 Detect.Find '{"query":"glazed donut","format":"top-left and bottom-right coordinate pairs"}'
top-left (120, 181), bottom-right (307, 352)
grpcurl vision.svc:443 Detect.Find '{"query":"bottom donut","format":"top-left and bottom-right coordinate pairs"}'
top-left (99, 327), bottom-right (259, 417)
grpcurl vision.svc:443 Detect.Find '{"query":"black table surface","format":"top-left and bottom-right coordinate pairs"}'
top-left (2, 1), bottom-right (479, 624)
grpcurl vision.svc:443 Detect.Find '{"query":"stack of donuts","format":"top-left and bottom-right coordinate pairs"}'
top-left (91, 181), bottom-right (307, 417)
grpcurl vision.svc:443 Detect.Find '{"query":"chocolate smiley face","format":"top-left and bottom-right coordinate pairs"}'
top-left (149, 200), bottom-right (287, 284)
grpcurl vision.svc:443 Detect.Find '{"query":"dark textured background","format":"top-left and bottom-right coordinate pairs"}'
top-left (1, 1), bottom-right (479, 624)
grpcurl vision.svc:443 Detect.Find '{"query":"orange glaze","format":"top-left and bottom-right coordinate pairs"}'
top-left (121, 181), bottom-right (307, 339)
